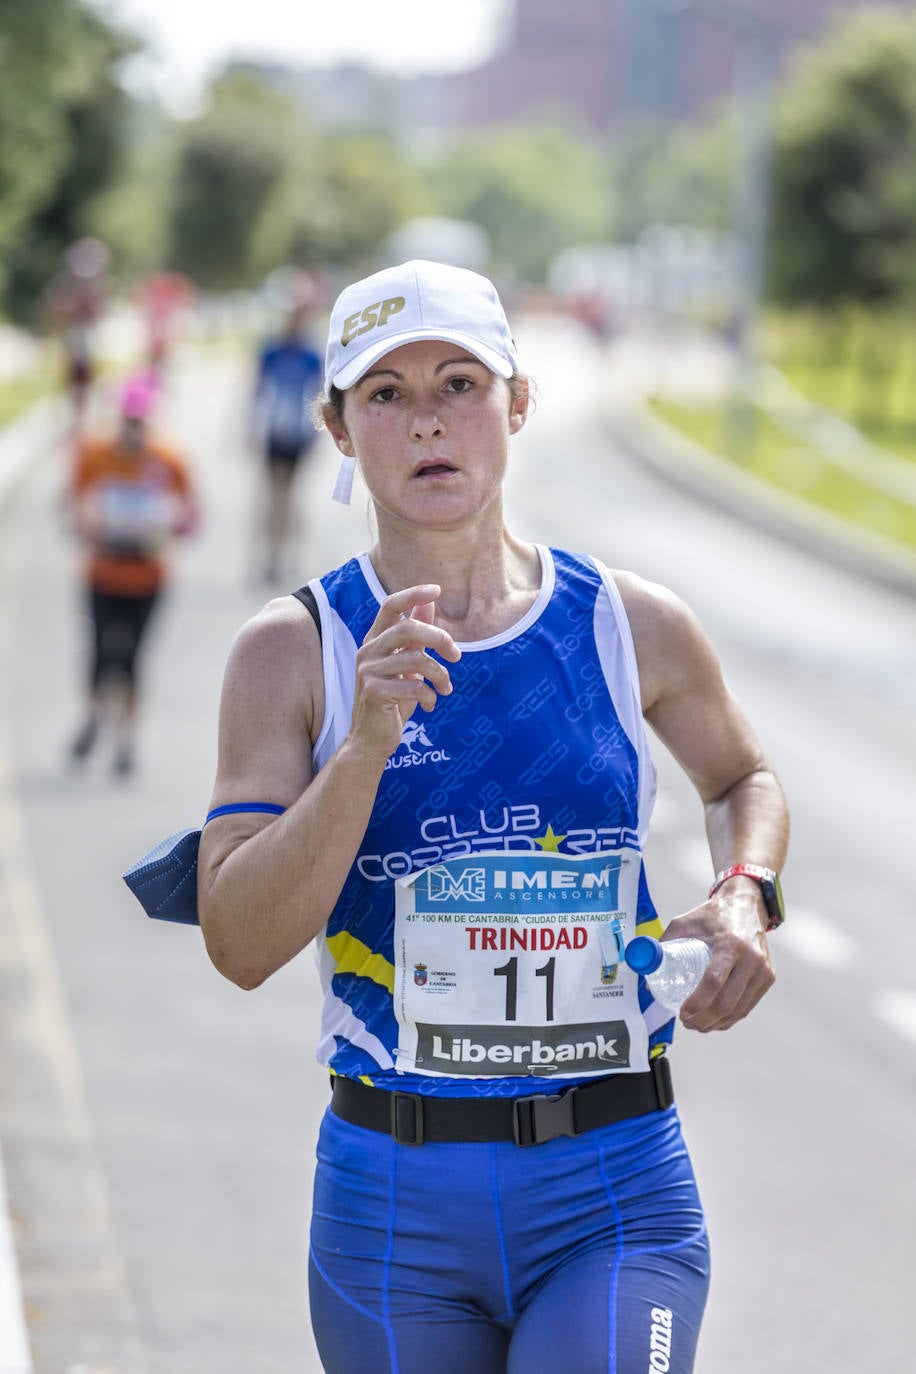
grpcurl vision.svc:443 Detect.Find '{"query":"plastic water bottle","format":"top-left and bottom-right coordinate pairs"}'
top-left (624, 936), bottom-right (711, 1010)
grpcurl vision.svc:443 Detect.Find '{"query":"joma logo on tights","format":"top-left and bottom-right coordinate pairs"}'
top-left (647, 1306), bottom-right (673, 1372)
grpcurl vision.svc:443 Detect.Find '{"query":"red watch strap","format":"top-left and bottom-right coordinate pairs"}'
top-left (709, 864), bottom-right (783, 931)
top-left (708, 863), bottom-right (767, 897)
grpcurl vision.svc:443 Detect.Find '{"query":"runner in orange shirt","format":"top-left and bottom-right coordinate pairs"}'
top-left (68, 376), bottom-right (198, 775)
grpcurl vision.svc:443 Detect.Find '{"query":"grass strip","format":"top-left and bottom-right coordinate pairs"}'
top-left (761, 311), bottom-right (916, 465)
top-left (0, 373), bottom-right (58, 429)
top-left (650, 396), bottom-right (916, 553)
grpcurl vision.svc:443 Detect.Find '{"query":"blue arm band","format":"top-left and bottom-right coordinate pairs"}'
top-left (204, 802), bottom-right (286, 826)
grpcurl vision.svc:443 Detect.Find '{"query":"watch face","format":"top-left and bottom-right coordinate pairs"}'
top-left (760, 871), bottom-right (785, 928)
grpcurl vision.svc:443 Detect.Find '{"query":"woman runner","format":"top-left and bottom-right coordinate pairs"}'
top-left (197, 259), bottom-right (789, 1373)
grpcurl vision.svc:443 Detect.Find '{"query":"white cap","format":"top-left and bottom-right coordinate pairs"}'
top-left (325, 259), bottom-right (518, 391)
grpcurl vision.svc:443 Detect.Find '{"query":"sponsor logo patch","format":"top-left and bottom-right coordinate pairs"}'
top-left (385, 719), bottom-right (452, 772)
top-left (647, 1306), bottom-right (674, 1372)
top-left (415, 1019), bottom-right (631, 1075)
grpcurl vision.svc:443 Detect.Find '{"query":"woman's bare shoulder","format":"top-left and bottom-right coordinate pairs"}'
top-left (221, 593), bottom-right (323, 734)
top-left (229, 592), bottom-right (320, 662)
top-left (608, 567), bottom-right (690, 634)
top-left (607, 567), bottom-right (715, 711)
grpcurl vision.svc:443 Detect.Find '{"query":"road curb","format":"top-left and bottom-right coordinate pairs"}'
top-left (602, 396), bottom-right (916, 601)
top-left (0, 397), bottom-right (62, 1374)
top-left (0, 429), bottom-right (37, 1368)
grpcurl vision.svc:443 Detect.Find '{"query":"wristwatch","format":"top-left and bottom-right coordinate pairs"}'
top-left (708, 863), bottom-right (785, 931)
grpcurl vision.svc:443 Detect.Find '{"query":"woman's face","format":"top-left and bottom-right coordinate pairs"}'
top-left (327, 339), bottom-right (528, 531)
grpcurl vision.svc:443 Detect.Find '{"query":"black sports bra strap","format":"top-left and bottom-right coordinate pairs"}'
top-left (291, 585), bottom-right (322, 642)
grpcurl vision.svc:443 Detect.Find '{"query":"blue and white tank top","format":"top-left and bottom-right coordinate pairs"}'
top-left (307, 546), bottom-right (674, 1099)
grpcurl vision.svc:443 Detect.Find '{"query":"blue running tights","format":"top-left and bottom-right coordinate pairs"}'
top-left (309, 1102), bottom-right (710, 1373)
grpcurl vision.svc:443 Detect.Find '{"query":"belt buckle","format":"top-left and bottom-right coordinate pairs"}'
top-left (512, 1089), bottom-right (578, 1147)
top-left (651, 1055), bottom-right (674, 1110)
top-left (390, 1091), bottom-right (424, 1145)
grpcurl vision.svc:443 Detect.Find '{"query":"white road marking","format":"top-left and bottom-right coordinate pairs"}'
top-left (775, 906), bottom-right (858, 971)
top-left (873, 990), bottom-right (916, 1048)
top-left (0, 477), bottom-right (36, 1374)
top-left (0, 1147), bottom-right (30, 1374)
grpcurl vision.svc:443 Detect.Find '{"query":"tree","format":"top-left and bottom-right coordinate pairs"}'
top-left (768, 9), bottom-right (916, 306)
top-left (5, 5), bottom-right (137, 320)
top-left (0, 0), bottom-right (137, 319)
top-left (605, 113), bottom-right (732, 244)
top-left (0, 0), bottom-right (74, 286)
top-left (427, 125), bottom-right (609, 282)
top-left (88, 101), bottom-right (176, 281)
top-left (277, 131), bottom-right (430, 270)
top-left (166, 67), bottom-right (431, 285)
top-left (165, 74), bottom-right (295, 289)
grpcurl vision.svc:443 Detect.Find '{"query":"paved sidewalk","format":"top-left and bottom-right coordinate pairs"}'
top-left (0, 384), bottom-right (67, 1374)
top-left (0, 397), bottom-right (67, 515)
top-left (0, 412), bottom-right (40, 1371)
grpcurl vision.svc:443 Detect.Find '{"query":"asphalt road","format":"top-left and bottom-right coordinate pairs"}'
top-left (1, 318), bottom-right (915, 1372)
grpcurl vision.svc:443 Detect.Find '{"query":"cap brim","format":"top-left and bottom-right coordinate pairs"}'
top-left (331, 328), bottom-right (516, 390)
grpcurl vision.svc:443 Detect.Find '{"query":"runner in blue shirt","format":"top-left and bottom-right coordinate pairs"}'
top-left (199, 260), bottom-right (789, 1373)
top-left (251, 303), bottom-right (323, 582)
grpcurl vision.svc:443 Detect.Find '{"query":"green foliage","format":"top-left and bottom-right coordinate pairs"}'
top-left (762, 307), bottom-right (916, 460)
top-left (261, 131), bottom-right (430, 272)
top-left (605, 114), bottom-right (732, 243)
top-left (10, 2), bottom-right (916, 319)
top-left (3, 4), bottom-right (136, 320)
top-left (0, 0), bottom-right (77, 277)
top-left (769, 8), bottom-right (916, 306)
top-left (652, 394), bottom-right (916, 551)
top-left (166, 69), bottom-right (432, 285)
top-left (165, 74), bottom-right (293, 289)
top-left (88, 103), bottom-right (176, 279)
top-left (0, 366), bottom-right (56, 428)
top-left (427, 125), bottom-right (609, 281)
top-left (168, 81), bottom-right (617, 289)
top-left (0, 0), bottom-right (137, 321)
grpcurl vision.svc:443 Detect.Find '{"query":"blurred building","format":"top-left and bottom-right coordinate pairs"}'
top-left (236, 0), bottom-right (913, 137)
top-left (446, 0), bottom-right (914, 132)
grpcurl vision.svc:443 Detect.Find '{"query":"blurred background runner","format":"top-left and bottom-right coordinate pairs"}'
top-left (249, 297), bottom-right (323, 585)
top-left (133, 270), bottom-right (195, 385)
top-left (41, 237), bottom-right (112, 437)
top-left (66, 373), bottom-right (199, 776)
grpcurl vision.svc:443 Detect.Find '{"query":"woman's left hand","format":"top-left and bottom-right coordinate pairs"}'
top-left (659, 881), bottom-right (775, 1031)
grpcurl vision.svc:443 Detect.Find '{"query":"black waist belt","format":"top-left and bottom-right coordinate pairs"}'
top-left (330, 1057), bottom-right (673, 1147)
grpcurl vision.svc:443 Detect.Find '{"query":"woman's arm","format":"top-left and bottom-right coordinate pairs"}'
top-left (616, 571), bottom-right (790, 1032)
top-left (198, 586), bottom-right (460, 989)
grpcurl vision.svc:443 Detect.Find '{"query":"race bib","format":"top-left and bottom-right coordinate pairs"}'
top-left (394, 850), bottom-right (649, 1079)
top-left (92, 481), bottom-right (174, 556)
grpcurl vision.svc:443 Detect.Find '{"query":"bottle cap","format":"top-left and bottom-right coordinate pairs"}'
top-left (624, 936), bottom-right (664, 975)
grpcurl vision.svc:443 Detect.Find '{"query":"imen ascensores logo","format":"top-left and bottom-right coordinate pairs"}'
top-left (413, 854), bottom-right (623, 913)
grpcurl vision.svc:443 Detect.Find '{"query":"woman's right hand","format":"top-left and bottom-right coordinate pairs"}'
top-left (349, 584), bottom-right (461, 764)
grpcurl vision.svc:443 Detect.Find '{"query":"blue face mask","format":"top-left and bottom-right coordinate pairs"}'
top-left (123, 803), bottom-right (286, 925)
top-left (123, 827), bottom-right (202, 925)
